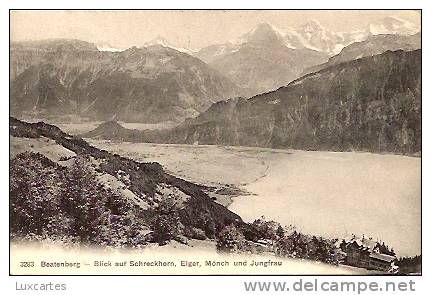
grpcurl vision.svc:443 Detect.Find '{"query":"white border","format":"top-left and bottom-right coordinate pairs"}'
top-left (1, 1), bottom-right (429, 294)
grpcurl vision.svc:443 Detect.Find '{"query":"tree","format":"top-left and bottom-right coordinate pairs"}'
top-left (10, 152), bottom-right (64, 236)
top-left (216, 224), bottom-right (246, 253)
top-left (276, 225), bottom-right (285, 238)
top-left (11, 152), bottom-right (147, 247)
top-left (150, 198), bottom-right (183, 245)
top-left (60, 156), bottom-right (110, 243)
top-left (275, 230), bottom-right (309, 258)
top-left (252, 216), bottom-right (278, 241)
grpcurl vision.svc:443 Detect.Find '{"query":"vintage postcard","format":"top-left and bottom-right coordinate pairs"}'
top-left (9, 10), bottom-right (421, 275)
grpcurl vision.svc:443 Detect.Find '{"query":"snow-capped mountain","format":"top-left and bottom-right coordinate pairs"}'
top-left (369, 16), bottom-right (419, 36)
top-left (139, 16), bottom-right (419, 60)
top-left (196, 16), bottom-right (420, 58)
top-left (192, 16), bottom-right (419, 95)
top-left (142, 36), bottom-right (193, 54)
top-left (194, 22), bottom-right (329, 95)
top-left (281, 17), bottom-right (419, 55)
top-left (195, 20), bottom-right (348, 58)
top-left (234, 22), bottom-right (285, 45)
top-left (281, 20), bottom-right (348, 54)
top-left (97, 43), bottom-right (126, 52)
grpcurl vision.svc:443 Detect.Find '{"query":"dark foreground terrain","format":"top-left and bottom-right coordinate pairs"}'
top-left (10, 118), bottom-right (421, 273)
top-left (10, 117), bottom-right (244, 246)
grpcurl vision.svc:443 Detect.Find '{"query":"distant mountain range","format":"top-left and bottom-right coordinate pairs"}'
top-left (302, 32), bottom-right (421, 76)
top-left (290, 16), bottom-right (418, 54)
top-left (10, 16), bottom-right (421, 126)
top-left (142, 36), bottom-right (194, 54)
top-left (10, 39), bottom-right (243, 123)
top-left (193, 17), bottom-right (420, 94)
top-left (196, 17), bottom-right (419, 56)
top-left (84, 49), bottom-right (421, 155)
top-left (194, 23), bottom-right (329, 95)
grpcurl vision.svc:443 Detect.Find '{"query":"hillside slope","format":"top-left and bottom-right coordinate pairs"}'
top-left (10, 117), bottom-right (245, 244)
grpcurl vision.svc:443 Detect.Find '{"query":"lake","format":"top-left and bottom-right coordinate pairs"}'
top-left (87, 140), bottom-right (421, 257)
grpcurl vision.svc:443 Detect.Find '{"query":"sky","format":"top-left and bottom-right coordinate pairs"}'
top-left (10, 10), bottom-right (421, 51)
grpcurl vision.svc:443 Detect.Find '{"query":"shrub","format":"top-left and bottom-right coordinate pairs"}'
top-left (183, 226), bottom-right (207, 240)
top-left (150, 214), bottom-right (182, 245)
top-left (251, 216), bottom-right (282, 241)
top-left (276, 225), bottom-right (285, 238)
top-left (275, 230), bottom-right (309, 258)
top-left (274, 231), bottom-right (340, 264)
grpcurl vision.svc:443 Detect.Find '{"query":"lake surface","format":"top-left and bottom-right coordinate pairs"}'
top-left (88, 140), bottom-right (421, 257)
top-left (229, 150), bottom-right (421, 257)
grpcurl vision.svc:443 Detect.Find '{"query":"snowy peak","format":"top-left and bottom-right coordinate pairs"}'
top-left (238, 22), bottom-right (285, 46)
top-left (143, 36), bottom-right (172, 48)
top-left (300, 19), bottom-right (326, 35)
top-left (369, 16), bottom-right (420, 36)
top-left (294, 20), bottom-right (343, 53)
top-left (142, 36), bottom-right (193, 54)
top-left (230, 21), bottom-right (345, 54)
top-left (282, 16), bottom-right (419, 55)
top-left (97, 43), bottom-right (125, 52)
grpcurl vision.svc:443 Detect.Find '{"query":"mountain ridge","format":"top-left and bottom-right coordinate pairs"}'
top-left (83, 49), bottom-right (421, 155)
top-left (302, 32), bottom-right (421, 76)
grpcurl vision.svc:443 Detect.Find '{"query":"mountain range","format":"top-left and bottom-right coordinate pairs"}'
top-left (10, 16), bottom-right (421, 127)
top-left (194, 23), bottom-right (329, 95)
top-left (10, 40), bottom-right (242, 123)
top-left (302, 32), bottom-right (421, 76)
top-left (84, 49), bottom-right (421, 155)
top-left (193, 17), bottom-right (419, 94)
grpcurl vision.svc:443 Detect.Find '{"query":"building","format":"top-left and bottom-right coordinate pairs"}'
top-left (340, 235), bottom-right (397, 272)
top-left (369, 252), bottom-right (397, 272)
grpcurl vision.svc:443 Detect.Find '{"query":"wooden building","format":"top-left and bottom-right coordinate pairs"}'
top-left (340, 235), bottom-right (397, 272)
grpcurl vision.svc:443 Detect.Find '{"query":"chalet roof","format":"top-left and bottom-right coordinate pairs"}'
top-left (347, 237), bottom-right (377, 251)
top-left (344, 235), bottom-right (396, 256)
top-left (357, 238), bottom-right (377, 250)
top-left (369, 252), bottom-right (396, 263)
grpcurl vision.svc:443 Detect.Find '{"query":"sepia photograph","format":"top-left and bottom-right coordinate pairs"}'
top-left (9, 9), bottom-right (421, 276)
